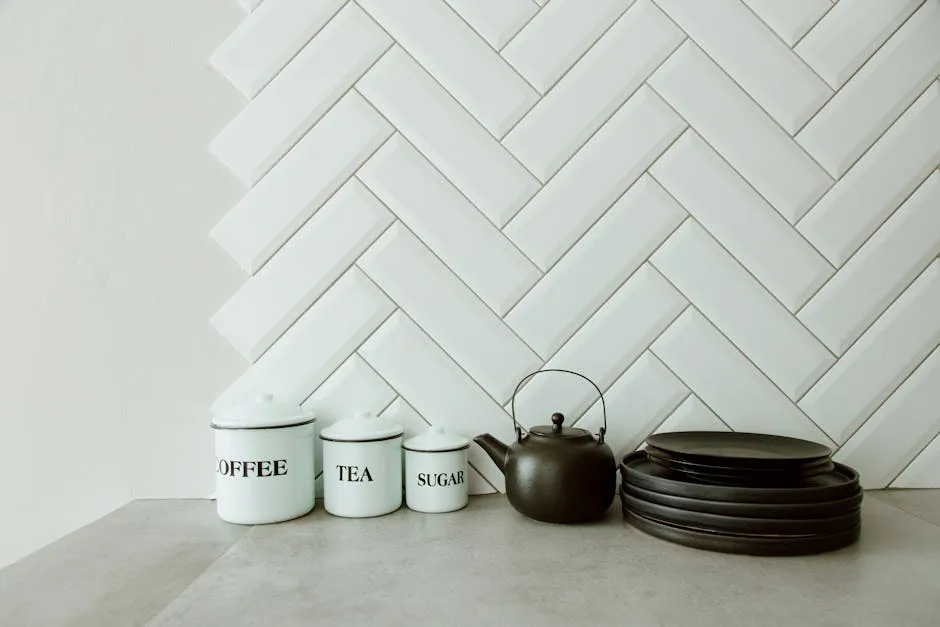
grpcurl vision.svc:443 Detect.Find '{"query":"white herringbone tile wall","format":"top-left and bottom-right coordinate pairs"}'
top-left (208, 0), bottom-right (940, 492)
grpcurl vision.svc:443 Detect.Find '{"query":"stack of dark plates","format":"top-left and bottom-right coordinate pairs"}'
top-left (620, 431), bottom-right (862, 556)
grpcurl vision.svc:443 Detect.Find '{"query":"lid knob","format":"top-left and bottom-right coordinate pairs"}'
top-left (256, 392), bottom-right (275, 403)
top-left (551, 412), bottom-right (565, 433)
top-left (429, 424), bottom-right (445, 435)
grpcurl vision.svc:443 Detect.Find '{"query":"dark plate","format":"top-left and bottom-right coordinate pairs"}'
top-left (623, 509), bottom-right (861, 556)
top-left (645, 432), bottom-right (832, 468)
top-left (620, 490), bottom-right (860, 535)
top-left (645, 458), bottom-right (837, 488)
top-left (646, 447), bottom-right (834, 477)
top-left (621, 481), bottom-right (863, 519)
top-left (620, 451), bottom-right (859, 504)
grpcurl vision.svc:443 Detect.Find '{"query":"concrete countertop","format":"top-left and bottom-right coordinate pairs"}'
top-left (2, 490), bottom-right (939, 626)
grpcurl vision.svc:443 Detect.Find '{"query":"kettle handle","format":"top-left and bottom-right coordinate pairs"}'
top-left (510, 369), bottom-right (607, 444)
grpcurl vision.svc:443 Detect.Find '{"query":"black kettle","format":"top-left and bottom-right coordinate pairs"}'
top-left (474, 369), bottom-right (616, 524)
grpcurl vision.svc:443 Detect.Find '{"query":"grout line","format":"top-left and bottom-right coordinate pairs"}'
top-left (795, 77), bottom-right (939, 237)
top-left (735, 0), bottom-right (834, 89)
top-left (794, 242), bottom-right (940, 407)
top-left (239, 162), bottom-right (397, 365)
top-left (238, 38), bottom-right (395, 190)
top-left (790, 0), bottom-right (928, 136)
top-left (520, 118), bottom-right (689, 280)
top-left (662, 41), bottom-right (835, 186)
top-left (497, 0), bottom-right (545, 53)
top-left (883, 431), bottom-right (940, 490)
top-left (646, 348), bottom-right (735, 433)
top-left (350, 18), bottom-right (542, 175)
top-left (349, 117), bottom-right (542, 275)
top-left (564, 302), bottom-right (691, 429)
top-left (231, 0), bottom-right (349, 101)
top-left (825, 327), bottom-right (940, 452)
top-left (516, 0), bottom-right (637, 100)
top-left (353, 273), bottom-right (527, 415)
top-left (502, 33), bottom-right (687, 189)
top-left (355, 208), bottom-right (546, 361)
top-left (645, 175), bottom-right (839, 361)
top-left (297, 302), bottom-right (398, 408)
top-left (435, 0), bottom-right (543, 95)
top-left (790, 0), bottom-right (839, 51)
top-left (353, 45), bottom-right (543, 201)
top-left (244, 126), bottom-right (395, 280)
top-left (645, 266), bottom-right (836, 446)
top-left (645, 88), bottom-right (837, 276)
top-left (507, 213), bottom-right (691, 365)
top-left (794, 166), bottom-right (940, 324)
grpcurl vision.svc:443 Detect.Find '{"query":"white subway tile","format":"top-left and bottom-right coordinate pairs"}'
top-left (892, 433), bottom-right (940, 488)
top-left (210, 92), bottom-right (392, 274)
top-left (650, 132), bottom-right (833, 311)
top-left (359, 312), bottom-right (515, 492)
top-left (443, 0), bottom-right (538, 49)
top-left (211, 268), bottom-right (394, 413)
top-left (358, 224), bottom-right (541, 404)
top-left (799, 172), bottom-right (940, 354)
top-left (800, 260), bottom-right (940, 444)
top-left (209, 0), bottom-right (346, 98)
top-left (741, 0), bottom-right (831, 46)
top-left (649, 42), bottom-right (831, 222)
top-left (654, 396), bottom-right (730, 435)
top-left (357, 0), bottom-right (537, 136)
top-left (502, 0), bottom-right (636, 92)
top-left (836, 347), bottom-right (940, 488)
top-left (357, 47), bottom-right (539, 227)
top-left (797, 82), bottom-right (940, 266)
top-left (210, 180), bottom-right (393, 362)
top-left (209, 4), bottom-right (391, 186)
top-left (577, 353), bottom-right (689, 459)
top-left (506, 177), bottom-right (685, 358)
top-left (796, 1), bottom-right (940, 176)
top-left (508, 264), bottom-right (686, 432)
top-left (796, 0), bottom-right (922, 88)
top-left (651, 221), bottom-right (834, 400)
top-left (503, 0), bottom-right (683, 181)
top-left (504, 87), bottom-right (685, 270)
top-left (357, 136), bottom-right (539, 316)
top-left (651, 309), bottom-right (835, 447)
top-left (654, 0), bottom-right (832, 133)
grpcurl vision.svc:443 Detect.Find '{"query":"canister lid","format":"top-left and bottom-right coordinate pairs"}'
top-left (319, 411), bottom-right (404, 443)
top-left (210, 393), bottom-right (316, 430)
top-left (403, 425), bottom-right (470, 452)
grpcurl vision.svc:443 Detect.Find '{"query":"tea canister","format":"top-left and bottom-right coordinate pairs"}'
top-left (320, 411), bottom-right (404, 518)
top-left (211, 393), bottom-right (316, 525)
top-left (404, 425), bottom-right (470, 513)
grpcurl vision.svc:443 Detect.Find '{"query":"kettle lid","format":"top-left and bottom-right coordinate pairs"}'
top-left (527, 413), bottom-right (591, 438)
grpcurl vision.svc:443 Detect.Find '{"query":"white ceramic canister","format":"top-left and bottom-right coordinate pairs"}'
top-left (211, 393), bottom-right (316, 525)
top-left (403, 425), bottom-right (470, 513)
top-left (320, 411), bottom-right (404, 518)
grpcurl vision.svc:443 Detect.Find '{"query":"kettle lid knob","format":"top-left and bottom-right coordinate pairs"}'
top-left (551, 412), bottom-right (565, 433)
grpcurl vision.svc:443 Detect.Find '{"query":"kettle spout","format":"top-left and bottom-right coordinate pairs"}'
top-left (473, 434), bottom-right (509, 474)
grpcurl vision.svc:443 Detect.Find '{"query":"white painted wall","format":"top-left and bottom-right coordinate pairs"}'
top-left (0, 0), bottom-right (247, 568)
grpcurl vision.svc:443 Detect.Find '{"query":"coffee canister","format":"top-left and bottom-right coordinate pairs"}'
top-left (403, 425), bottom-right (470, 513)
top-left (211, 393), bottom-right (316, 525)
top-left (319, 411), bottom-right (404, 518)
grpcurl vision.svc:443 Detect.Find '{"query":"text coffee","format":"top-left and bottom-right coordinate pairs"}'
top-left (217, 458), bottom-right (287, 478)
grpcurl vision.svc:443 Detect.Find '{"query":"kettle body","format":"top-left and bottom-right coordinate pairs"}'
top-left (474, 370), bottom-right (616, 524)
